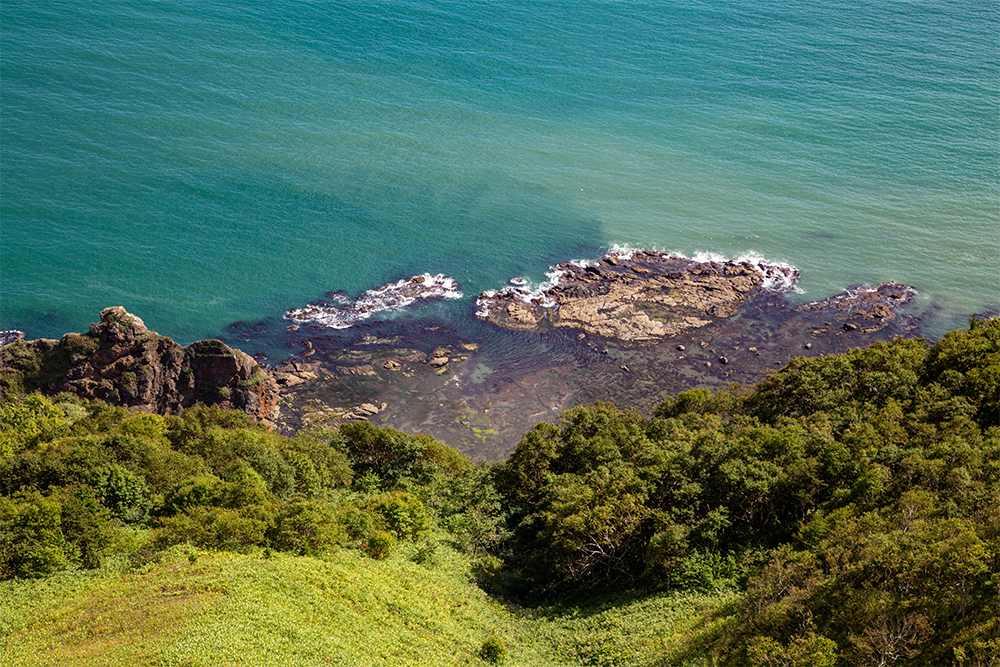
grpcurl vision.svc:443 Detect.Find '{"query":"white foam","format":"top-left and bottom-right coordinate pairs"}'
top-left (687, 250), bottom-right (801, 293)
top-left (286, 274), bottom-right (462, 329)
top-left (475, 248), bottom-right (802, 320)
top-left (605, 243), bottom-right (643, 260)
top-left (565, 246), bottom-right (800, 293)
top-left (816, 282), bottom-right (916, 306)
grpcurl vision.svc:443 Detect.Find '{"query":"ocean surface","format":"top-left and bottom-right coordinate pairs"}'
top-left (3, 0), bottom-right (998, 351)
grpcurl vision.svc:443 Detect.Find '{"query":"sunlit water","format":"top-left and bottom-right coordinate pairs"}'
top-left (3, 0), bottom-right (997, 348)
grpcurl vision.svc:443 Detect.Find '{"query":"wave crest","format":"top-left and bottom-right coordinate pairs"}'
top-left (286, 274), bottom-right (462, 329)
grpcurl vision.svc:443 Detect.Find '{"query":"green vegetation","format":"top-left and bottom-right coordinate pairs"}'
top-left (1, 317), bottom-right (997, 666)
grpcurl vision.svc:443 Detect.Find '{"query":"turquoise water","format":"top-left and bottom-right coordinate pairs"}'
top-left (3, 0), bottom-right (998, 345)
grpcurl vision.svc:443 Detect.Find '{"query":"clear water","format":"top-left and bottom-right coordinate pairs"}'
top-left (3, 0), bottom-right (998, 346)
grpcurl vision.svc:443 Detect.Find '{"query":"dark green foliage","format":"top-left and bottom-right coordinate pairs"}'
top-left (923, 316), bottom-right (1000, 428)
top-left (339, 421), bottom-right (469, 485)
top-left (364, 530), bottom-right (396, 560)
top-left (157, 504), bottom-right (275, 551)
top-left (479, 636), bottom-right (506, 664)
top-left (268, 498), bottom-right (344, 555)
top-left (53, 486), bottom-right (113, 569)
top-left (163, 475), bottom-right (223, 514)
top-left (1, 390), bottom-right (467, 576)
top-left (741, 338), bottom-right (929, 425)
top-left (729, 489), bottom-right (999, 666)
top-left (365, 491), bottom-right (429, 541)
top-left (2, 319), bottom-right (996, 663)
top-left (487, 321), bottom-right (999, 662)
top-left (90, 464), bottom-right (151, 524)
top-left (284, 430), bottom-right (354, 494)
top-left (0, 490), bottom-right (76, 578)
top-left (425, 464), bottom-right (508, 554)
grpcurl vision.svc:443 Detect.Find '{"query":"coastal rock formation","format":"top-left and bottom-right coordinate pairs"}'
top-left (0, 307), bottom-right (279, 426)
top-left (796, 282), bottom-right (917, 334)
top-left (285, 274), bottom-right (462, 329)
top-left (0, 331), bottom-right (25, 347)
top-left (476, 251), bottom-right (799, 344)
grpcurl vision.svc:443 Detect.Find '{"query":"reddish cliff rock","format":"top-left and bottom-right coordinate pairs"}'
top-left (0, 307), bottom-right (279, 426)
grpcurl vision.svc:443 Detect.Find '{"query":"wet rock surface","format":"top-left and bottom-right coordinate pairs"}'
top-left (0, 331), bottom-right (26, 347)
top-left (476, 251), bottom-right (799, 344)
top-left (3, 255), bottom-right (928, 459)
top-left (269, 253), bottom-right (922, 459)
top-left (0, 307), bottom-right (279, 426)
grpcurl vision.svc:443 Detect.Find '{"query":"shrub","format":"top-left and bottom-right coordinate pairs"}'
top-left (366, 491), bottom-right (429, 540)
top-left (90, 464), bottom-right (151, 525)
top-left (340, 422), bottom-right (467, 484)
top-left (163, 475), bottom-right (222, 514)
top-left (479, 636), bottom-right (506, 664)
top-left (337, 505), bottom-right (377, 542)
top-left (0, 490), bottom-right (76, 579)
top-left (364, 530), bottom-right (396, 560)
top-left (269, 498), bottom-right (344, 555)
top-left (0, 393), bottom-right (69, 456)
top-left (157, 504), bottom-right (273, 551)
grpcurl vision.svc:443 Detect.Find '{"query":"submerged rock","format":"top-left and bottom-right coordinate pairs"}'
top-left (0, 306), bottom-right (280, 426)
top-left (797, 282), bottom-right (916, 334)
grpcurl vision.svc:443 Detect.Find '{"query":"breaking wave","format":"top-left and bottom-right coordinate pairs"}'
top-left (474, 248), bottom-right (800, 319)
top-left (286, 274), bottom-right (462, 329)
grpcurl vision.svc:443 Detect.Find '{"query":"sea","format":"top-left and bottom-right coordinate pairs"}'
top-left (2, 0), bottom-right (998, 353)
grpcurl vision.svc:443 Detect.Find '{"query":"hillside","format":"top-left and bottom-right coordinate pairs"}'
top-left (1, 317), bottom-right (997, 666)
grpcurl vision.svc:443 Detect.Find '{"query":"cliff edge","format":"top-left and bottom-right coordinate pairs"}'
top-left (0, 307), bottom-right (279, 426)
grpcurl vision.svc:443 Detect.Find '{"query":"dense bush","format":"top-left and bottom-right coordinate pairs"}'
top-left (489, 319), bottom-right (999, 664)
top-left (0, 392), bottom-right (470, 574)
top-left (2, 318), bottom-right (996, 665)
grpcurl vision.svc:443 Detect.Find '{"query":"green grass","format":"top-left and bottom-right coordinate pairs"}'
top-left (1, 536), bottom-right (734, 667)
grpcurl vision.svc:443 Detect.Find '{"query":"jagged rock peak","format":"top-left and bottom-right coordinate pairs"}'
top-left (0, 308), bottom-right (280, 427)
top-left (90, 306), bottom-right (149, 342)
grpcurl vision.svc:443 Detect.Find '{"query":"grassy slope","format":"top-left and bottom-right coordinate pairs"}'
top-left (1, 534), bottom-right (732, 667)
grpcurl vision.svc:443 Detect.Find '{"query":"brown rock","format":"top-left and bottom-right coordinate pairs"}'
top-left (475, 252), bottom-right (798, 345)
top-left (870, 304), bottom-right (891, 319)
top-left (2, 307), bottom-right (280, 426)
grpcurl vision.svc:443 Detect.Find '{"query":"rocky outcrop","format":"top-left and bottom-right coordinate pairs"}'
top-left (795, 283), bottom-right (916, 333)
top-left (0, 307), bottom-right (279, 426)
top-left (285, 274), bottom-right (462, 329)
top-left (476, 251), bottom-right (800, 344)
top-left (0, 331), bottom-right (25, 347)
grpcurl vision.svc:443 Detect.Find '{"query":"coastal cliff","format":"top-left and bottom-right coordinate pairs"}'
top-left (0, 306), bottom-right (279, 426)
top-left (0, 252), bottom-right (926, 451)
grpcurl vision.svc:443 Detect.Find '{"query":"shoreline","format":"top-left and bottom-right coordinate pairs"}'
top-left (1, 250), bottom-right (964, 459)
top-left (259, 250), bottom-right (929, 458)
